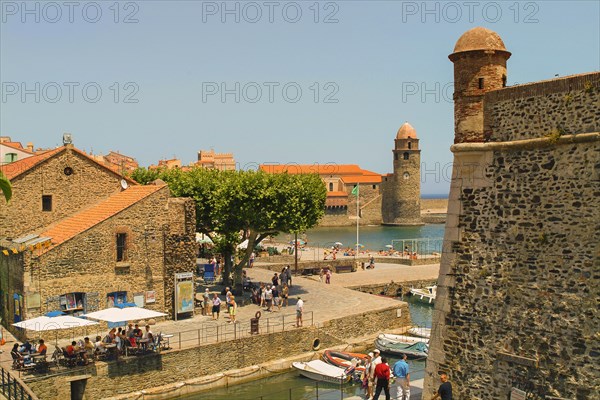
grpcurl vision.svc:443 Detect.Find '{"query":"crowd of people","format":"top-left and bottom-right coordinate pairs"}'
top-left (361, 350), bottom-right (452, 400)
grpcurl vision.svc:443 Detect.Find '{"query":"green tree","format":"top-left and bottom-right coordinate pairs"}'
top-left (0, 172), bottom-right (11, 202)
top-left (131, 167), bottom-right (326, 286)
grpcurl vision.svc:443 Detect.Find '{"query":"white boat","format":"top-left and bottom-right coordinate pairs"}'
top-left (292, 360), bottom-right (351, 384)
top-left (410, 286), bottom-right (436, 303)
top-left (408, 327), bottom-right (431, 338)
top-left (379, 333), bottom-right (428, 344)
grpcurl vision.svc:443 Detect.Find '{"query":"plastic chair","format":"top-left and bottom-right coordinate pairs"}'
top-left (203, 271), bottom-right (215, 284)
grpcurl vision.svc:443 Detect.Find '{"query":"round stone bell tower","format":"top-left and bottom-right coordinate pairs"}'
top-left (382, 122), bottom-right (422, 225)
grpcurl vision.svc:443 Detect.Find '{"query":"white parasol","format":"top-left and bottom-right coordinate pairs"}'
top-left (83, 304), bottom-right (166, 323)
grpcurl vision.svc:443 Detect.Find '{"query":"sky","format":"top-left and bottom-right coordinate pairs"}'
top-left (1, 0), bottom-right (599, 195)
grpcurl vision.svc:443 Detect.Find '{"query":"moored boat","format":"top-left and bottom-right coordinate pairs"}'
top-left (408, 327), bottom-right (431, 338)
top-left (322, 350), bottom-right (367, 372)
top-left (375, 337), bottom-right (429, 359)
top-left (410, 286), bottom-right (436, 303)
top-left (378, 333), bottom-right (428, 344)
top-left (292, 360), bottom-right (351, 384)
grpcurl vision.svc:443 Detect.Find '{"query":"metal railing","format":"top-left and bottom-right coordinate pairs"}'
top-left (0, 366), bottom-right (39, 400)
top-left (167, 310), bottom-right (314, 351)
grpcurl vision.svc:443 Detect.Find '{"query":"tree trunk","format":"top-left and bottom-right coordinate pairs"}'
top-left (222, 248), bottom-right (233, 287)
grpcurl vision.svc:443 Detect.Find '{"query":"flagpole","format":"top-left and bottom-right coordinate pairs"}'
top-left (356, 184), bottom-right (359, 258)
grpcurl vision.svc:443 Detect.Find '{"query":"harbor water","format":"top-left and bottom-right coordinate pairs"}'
top-left (180, 296), bottom-right (434, 400)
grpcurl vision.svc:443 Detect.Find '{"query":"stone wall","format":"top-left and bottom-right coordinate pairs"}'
top-left (0, 147), bottom-right (125, 238)
top-left (348, 279), bottom-right (438, 297)
top-left (425, 133), bottom-right (600, 399)
top-left (24, 304), bottom-right (409, 399)
top-left (484, 73), bottom-right (600, 142)
top-left (6, 187), bottom-right (194, 340)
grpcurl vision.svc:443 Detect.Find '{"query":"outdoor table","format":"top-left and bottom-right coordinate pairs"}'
top-left (162, 334), bottom-right (174, 350)
top-left (137, 338), bottom-right (150, 352)
top-left (104, 343), bottom-right (118, 360)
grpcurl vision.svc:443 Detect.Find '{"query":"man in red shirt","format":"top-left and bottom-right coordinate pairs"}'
top-left (373, 356), bottom-right (391, 400)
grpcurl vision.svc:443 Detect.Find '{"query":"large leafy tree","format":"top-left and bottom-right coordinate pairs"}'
top-left (131, 167), bottom-right (326, 286)
top-left (0, 172), bottom-right (11, 202)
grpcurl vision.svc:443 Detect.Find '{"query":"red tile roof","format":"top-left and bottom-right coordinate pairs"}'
top-left (1, 147), bottom-right (63, 180)
top-left (260, 164), bottom-right (382, 181)
top-left (341, 175), bottom-right (382, 184)
top-left (0, 146), bottom-right (136, 184)
top-left (40, 184), bottom-right (166, 250)
top-left (2, 141), bottom-right (34, 153)
top-left (327, 191), bottom-right (348, 197)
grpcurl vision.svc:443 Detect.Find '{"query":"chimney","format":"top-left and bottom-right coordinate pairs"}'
top-left (26, 142), bottom-right (34, 152)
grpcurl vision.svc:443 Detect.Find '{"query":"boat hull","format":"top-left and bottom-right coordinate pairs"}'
top-left (292, 361), bottom-right (350, 384)
top-left (378, 333), bottom-right (428, 344)
top-left (322, 350), bottom-right (367, 372)
top-left (375, 338), bottom-right (428, 359)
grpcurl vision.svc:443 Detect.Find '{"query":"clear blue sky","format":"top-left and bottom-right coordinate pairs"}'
top-left (1, 0), bottom-right (599, 195)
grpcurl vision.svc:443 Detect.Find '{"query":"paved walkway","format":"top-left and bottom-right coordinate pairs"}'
top-left (0, 263), bottom-right (439, 367)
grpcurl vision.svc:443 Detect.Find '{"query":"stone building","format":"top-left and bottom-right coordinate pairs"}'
top-left (259, 164), bottom-right (384, 226)
top-left (260, 125), bottom-right (423, 227)
top-left (381, 122), bottom-right (422, 225)
top-left (195, 149), bottom-right (236, 171)
top-left (425, 27), bottom-right (599, 399)
top-left (0, 143), bottom-right (196, 338)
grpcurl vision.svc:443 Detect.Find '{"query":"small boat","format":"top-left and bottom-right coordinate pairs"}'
top-left (292, 360), bottom-right (351, 384)
top-left (378, 333), bottom-right (428, 344)
top-left (410, 286), bottom-right (437, 303)
top-left (375, 338), bottom-right (429, 359)
top-left (322, 350), bottom-right (367, 372)
top-left (408, 327), bottom-right (431, 339)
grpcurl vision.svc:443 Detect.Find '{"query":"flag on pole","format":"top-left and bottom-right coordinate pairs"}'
top-left (351, 184), bottom-right (359, 196)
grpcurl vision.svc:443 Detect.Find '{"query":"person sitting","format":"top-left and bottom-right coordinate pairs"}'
top-left (65, 341), bottom-right (77, 358)
top-left (37, 339), bottom-right (47, 356)
top-left (94, 336), bottom-right (107, 358)
top-left (83, 337), bottom-right (94, 362)
top-left (11, 343), bottom-right (23, 369)
top-left (19, 340), bottom-right (32, 354)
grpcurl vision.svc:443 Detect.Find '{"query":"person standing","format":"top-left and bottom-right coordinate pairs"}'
top-left (203, 289), bottom-right (211, 316)
top-left (285, 265), bottom-right (292, 287)
top-left (228, 295), bottom-right (237, 323)
top-left (325, 268), bottom-right (331, 284)
top-left (392, 353), bottom-right (410, 400)
top-left (272, 273), bottom-right (279, 288)
top-left (211, 293), bottom-right (221, 320)
top-left (363, 352), bottom-right (374, 400)
top-left (272, 284), bottom-right (281, 311)
top-left (281, 283), bottom-right (289, 307)
top-left (319, 268), bottom-right (324, 283)
top-left (225, 287), bottom-right (232, 314)
top-left (249, 251), bottom-right (255, 268)
top-left (265, 285), bottom-right (273, 312)
top-left (295, 296), bottom-right (304, 327)
top-left (373, 356), bottom-right (391, 400)
top-left (431, 372), bottom-right (452, 400)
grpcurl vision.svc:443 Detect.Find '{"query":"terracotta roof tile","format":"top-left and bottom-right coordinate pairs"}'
top-left (40, 185), bottom-right (165, 250)
top-left (1, 147), bottom-right (63, 180)
top-left (327, 191), bottom-right (348, 197)
top-left (341, 175), bottom-right (382, 184)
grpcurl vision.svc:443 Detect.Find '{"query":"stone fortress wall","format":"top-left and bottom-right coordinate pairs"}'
top-left (424, 27), bottom-right (600, 400)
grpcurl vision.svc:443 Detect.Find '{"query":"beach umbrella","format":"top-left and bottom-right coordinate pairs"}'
top-left (385, 245), bottom-right (393, 249)
top-left (334, 242), bottom-right (343, 246)
top-left (13, 315), bottom-right (98, 332)
top-left (83, 304), bottom-right (166, 323)
top-left (290, 240), bottom-right (306, 245)
top-left (355, 244), bottom-right (365, 248)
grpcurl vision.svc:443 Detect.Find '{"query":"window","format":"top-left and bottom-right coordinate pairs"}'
top-left (403, 152), bottom-right (409, 160)
top-left (60, 292), bottom-right (85, 315)
top-left (42, 195), bottom-right (52, 211)
top-left (502, 75), bottom-right (507, 87)
top-left (116, 233), bottom-right (127, 262)
top-left (408, 142), bottom-right (412, 149)
top-left (372, 185), bottom-right (377, 190)
top-left (107, 291), bottom-right (127, 308)
top-left (403, 172), bottom-right (410, 180)
top-left (4, 153), bottom-right (17, 163)
top-left (329, 182), bottom-right (334, 191)
top-left (394, 153), bottom-right (398, 161)
top-left (478, 78), bottom-right (484, 89)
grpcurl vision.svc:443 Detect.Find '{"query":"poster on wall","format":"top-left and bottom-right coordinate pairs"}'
top-left (145, 291), bottom-right (156, 304)
top-left (133, 293), bottom-right (145, 308)
top-left (176, 281), bottom-right (194, 314)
